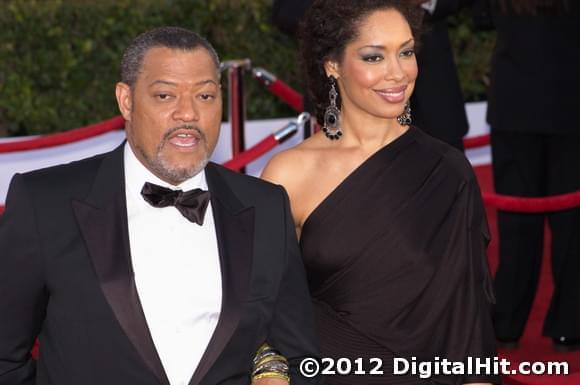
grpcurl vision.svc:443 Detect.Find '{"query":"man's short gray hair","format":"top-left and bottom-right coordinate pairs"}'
top-left (121, 26), bottom-right (220, 87)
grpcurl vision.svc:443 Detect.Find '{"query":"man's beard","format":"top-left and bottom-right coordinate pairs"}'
top-left (137, 125), bottom-right (210, 185)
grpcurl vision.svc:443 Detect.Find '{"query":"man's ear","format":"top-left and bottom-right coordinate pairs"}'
top-left (324, 59), bottom-right (340, 80)
top-left (115, 82), bottom-right (132, 121)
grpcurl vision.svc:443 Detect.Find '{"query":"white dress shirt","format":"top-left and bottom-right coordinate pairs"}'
top-left (124, 143), bottom-right (222, 385)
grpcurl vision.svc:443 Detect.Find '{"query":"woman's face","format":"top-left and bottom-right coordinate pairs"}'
top-left (327, 9), bottom-right (418, 122)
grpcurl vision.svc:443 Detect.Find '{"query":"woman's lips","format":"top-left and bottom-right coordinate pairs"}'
top-left (374, 85), bottom-right (407, 103)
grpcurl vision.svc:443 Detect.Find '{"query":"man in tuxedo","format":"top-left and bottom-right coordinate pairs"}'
top-left (0, 26), bottom-right (319, 385)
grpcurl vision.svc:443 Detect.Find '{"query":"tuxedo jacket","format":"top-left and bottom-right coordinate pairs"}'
top-left (0, 144), bottom-right (320, 385)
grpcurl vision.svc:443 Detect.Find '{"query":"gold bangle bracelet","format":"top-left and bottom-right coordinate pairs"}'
top-left (256, 343), bottom-right (272, 356)
top-left (255, 354), bottom-right (289, 367)
top-left (252, 372), bottom-right (290, 383)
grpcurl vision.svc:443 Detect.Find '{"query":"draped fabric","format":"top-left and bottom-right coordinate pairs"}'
top-left (300, 127), bottom-right (500, 384)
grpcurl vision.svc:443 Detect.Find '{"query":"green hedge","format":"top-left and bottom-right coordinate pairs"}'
top-left (0, 0), bottom-right (495, 136)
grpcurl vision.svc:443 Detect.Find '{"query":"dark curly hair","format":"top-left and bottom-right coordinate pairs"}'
top-left (299, 0), bottom-right (423, 125)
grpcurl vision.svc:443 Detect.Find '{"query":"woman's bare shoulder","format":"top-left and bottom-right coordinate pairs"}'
top-left (261, 133), bottom-right (325, 187)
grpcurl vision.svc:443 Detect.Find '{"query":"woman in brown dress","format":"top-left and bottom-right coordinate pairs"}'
top-left (261, 1), bottom-right (499, 384)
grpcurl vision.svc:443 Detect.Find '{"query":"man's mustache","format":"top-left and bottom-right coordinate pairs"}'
top-left (162, 125), bottom-right (206, 142)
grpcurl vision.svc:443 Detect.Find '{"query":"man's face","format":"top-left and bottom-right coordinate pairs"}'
top-left (116, 46), bottom-right (222, 185)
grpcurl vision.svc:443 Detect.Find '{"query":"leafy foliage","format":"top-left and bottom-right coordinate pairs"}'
top-left (0, 0), bottom-right (494, 136)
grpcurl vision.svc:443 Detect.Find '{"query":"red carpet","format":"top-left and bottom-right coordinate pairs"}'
top-left (474, 165), bottom-right (580, 384)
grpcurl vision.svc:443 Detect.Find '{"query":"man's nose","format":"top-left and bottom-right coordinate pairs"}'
top-left (172, 96), bottom-right (199, 122)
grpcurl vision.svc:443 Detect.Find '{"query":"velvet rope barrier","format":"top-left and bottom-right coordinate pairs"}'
top-left (463, 134), bottom-right (491, 149)
top-left (0, 137), bottom-right (275, 213)
top-left (4, 190), bottom-right (580, 216)
top-left (0, 116), bottom-right (125, 153)
top-left (253, 67), bottom-right (304, 113)
top-left (0, 115), bottom-right (305, 216)
top-left (268, 80), bottom-right (304, 112)
top-left (0, 113), bottom-right (491, 153)
top-left (222, 135), bottom-right (278, 171)
top-left (222, 118), bottom-right (300, 171)
top-left (482, 190), bottom-right (580, 213)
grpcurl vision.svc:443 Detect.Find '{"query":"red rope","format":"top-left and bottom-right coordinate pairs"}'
top-left (482, 190), bottom-right (580, 213)
top-left (463, 134), bottom-right (491, 149)
top-left (222, 135), bottom-right (278, 171)
top-left (0, 123), bottom-right (295, 215)
top-left (3, 189), bottom-right (580, 215)
top-left (267, 80), bottom-right (304, 113)
top-left (0, 116), bottom-right (125, 153)
top-left (0, 104), bottom-right (493, 154)
top-left (2, 111), bottom-right (576, 214)
top-left (0, 127), bottom-right (290, 213)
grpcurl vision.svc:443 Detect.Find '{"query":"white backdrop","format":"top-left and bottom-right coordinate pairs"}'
top-left (0, 102), bottom-right (491, 205)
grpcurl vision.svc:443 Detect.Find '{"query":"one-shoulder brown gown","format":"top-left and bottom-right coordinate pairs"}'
top-left (300, 127), bottom-right (500, 384)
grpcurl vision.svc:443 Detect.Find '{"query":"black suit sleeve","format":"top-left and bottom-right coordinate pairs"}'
top-left (0, 174), bottom-right (47, 385)
top-left (265, 186), bottom-right (320, 384)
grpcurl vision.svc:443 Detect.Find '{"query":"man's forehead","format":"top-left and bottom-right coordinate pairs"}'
top-left (139, 46), bottom-right (219, 78)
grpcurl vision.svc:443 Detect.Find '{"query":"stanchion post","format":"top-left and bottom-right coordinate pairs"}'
top-left (274, 112), bottom-right (310, 143)
top-left (303, 117), bottom-right (312, 140)
top-left (223, 59), bottom-right (251, 173)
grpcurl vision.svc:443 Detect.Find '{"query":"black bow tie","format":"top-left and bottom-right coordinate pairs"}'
top-left (141, 182), bottom-right (211, 225)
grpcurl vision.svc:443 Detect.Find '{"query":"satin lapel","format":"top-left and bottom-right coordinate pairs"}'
top-left (190, 163), bottom-right (254, 385)
top-left (72, 144), bottom-right (170, 385)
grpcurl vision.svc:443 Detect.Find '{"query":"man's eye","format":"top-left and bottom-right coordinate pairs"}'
top-left (199, 94), bottom-right (215, 101)
top-left (156, 93), bottom-right (171, 100)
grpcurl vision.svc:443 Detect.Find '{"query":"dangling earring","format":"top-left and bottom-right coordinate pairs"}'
top-left (323, 76), bottom-right (342, 140)
top-left (397, 100), bottom-right (412, 126)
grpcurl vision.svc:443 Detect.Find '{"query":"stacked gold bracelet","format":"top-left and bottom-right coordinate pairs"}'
top-left (251, 343), bottom-right (290, 383)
